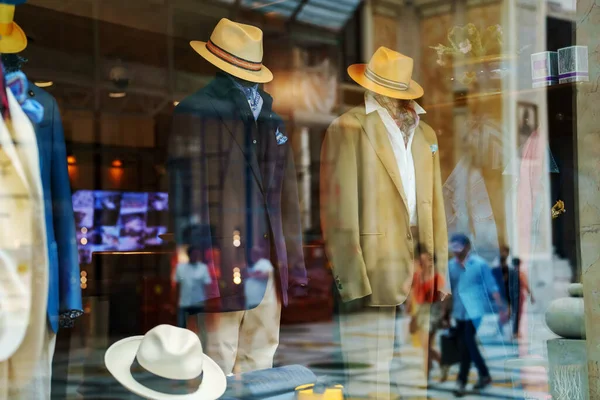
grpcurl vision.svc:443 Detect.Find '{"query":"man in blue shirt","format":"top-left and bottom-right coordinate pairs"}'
top-left (448, 233), bottom-right (507, 396)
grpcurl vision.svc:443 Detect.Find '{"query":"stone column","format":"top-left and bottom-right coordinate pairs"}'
top-left (396, 2), bottom-right (420, 80)
top-left (576, 1), bottom-right (600, 398)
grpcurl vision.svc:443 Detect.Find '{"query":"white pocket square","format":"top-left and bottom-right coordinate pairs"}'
top-left (275, 128), bottom-right (288, 145)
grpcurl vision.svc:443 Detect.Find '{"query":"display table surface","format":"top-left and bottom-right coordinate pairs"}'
top-left (221, 365), bottom-right (317, 399)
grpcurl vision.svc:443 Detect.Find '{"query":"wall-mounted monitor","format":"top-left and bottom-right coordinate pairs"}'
top-left (72, 190), bottom-right (169, 264)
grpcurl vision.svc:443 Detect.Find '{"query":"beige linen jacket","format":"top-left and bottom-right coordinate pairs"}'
top-left (320, 104), bottom-right (447, 306)
top-left (0, 89), bottom-right (49, 390)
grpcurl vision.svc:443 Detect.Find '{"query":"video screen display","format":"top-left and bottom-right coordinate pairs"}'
top-left (72, 190), bottom-right (169, 264)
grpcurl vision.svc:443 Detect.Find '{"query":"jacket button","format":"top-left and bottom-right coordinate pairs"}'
top-left (263, 233), bottom-right (268, 239)
top-left (28, 90), bottom-right (35, 97)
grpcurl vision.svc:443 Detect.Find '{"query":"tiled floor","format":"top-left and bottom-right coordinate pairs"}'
top-left (51, 310), bottom-right (556, 399)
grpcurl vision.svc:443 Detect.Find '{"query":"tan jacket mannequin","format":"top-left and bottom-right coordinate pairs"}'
top-left (320, 102), bottom-right (448, 306)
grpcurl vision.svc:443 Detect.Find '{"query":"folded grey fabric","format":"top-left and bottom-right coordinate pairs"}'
top-left (221, 365), bottom-right (317, 399)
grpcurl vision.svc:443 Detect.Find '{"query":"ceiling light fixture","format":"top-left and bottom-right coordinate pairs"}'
top-left (109, 92), bottom-right (127, 99)
top-left (34, 81), bottom-right (53, 88)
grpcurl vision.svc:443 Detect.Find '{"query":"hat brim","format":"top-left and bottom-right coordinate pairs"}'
top-left (190, 41), bottom-right (273, 84)
top-left (105, 336), bottom-right (227, 400)
top-left (0, 22), bottom-right (27, 54)
top-left (347, 64), bottom-right (424, 100)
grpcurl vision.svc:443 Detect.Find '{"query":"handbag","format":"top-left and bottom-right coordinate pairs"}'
top-left (440, 327), bottom-right (463, 366)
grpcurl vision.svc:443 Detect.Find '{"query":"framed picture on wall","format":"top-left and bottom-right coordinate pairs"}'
top-left (517, 102), bottom-right (538, 151)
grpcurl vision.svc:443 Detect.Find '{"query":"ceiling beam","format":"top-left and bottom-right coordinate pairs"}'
top-left (289, 0), bottom-right (310, 24)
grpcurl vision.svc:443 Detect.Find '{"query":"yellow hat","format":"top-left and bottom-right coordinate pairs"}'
top-left (190, 18), bottom-right (273, 84)
top-left (348, 47), bottom-right (424, 100)
top-left (0, 4), bottom-right (26, 54)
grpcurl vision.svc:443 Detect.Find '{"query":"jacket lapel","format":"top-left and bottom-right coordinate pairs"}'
top-left (412, 125), bottom-right (432, 204)
top-left (360, 111), bottom-right (409, 211)
top-left (207, 94), bottom-right (264, 192)
top-left (0, 93), bottom-right (30, 194)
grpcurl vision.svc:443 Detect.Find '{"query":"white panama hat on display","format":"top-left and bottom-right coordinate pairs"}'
top-left (105, 324), bottom-right (226, 400)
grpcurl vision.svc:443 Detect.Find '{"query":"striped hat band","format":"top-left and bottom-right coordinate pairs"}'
top-left (206, 40), bottom-right (263, 72)
top-left (364, 67), bottom-right (409, 91)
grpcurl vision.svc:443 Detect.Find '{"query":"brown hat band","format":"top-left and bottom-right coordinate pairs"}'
top-left (364, 67), bottom-right (409, 91)
top-left (206, 40), bottom-right (262, 72)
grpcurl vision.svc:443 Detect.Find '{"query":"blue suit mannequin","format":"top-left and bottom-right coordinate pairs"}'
top-left (28, 83), bottom-right (82, 333)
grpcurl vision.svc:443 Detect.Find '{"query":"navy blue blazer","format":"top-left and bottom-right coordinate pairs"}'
top-left (168, 73), bottom-right (307, 312)
top-left (29, 84), bottom-right (82, 333)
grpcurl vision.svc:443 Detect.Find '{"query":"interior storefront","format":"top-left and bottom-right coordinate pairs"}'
top-left (1, 0), bottom-right (597, 399)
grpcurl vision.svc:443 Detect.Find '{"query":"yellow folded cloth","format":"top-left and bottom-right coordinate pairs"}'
top-left (295, 384), bottom-right (343, 400)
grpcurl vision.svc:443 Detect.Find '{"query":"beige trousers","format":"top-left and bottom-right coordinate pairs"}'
top-left (339, 305), bottom-right (428, 400)
top-left (203, 273), bottom-right (281, 375)
top-left (0, 327), bottom-right (56, 400)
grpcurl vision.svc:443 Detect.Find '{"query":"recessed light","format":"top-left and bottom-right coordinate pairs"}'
top-left (34, 81), bottom-right (53, 88)
top-left (173, 101), bottom-right (180, 106)
top-left (109, 92), bottom-right (126, 98)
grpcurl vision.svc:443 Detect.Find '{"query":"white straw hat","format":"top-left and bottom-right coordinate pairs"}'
top-left (105, 324), bottom-right (226, 400)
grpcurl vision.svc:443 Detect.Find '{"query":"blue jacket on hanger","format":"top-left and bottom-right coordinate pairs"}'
top-left (29, 84), bottom-right (82, 333)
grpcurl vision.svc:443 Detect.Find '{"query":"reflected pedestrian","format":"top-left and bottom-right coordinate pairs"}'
top-left (448, 234), bottom-right (507, 397)
top-left (491, 245), bottom-right (519, 338)
top-left (407, 243), bottom-right (446, 382)
top-left (513, 258), bottom-right (534, 339)
top-left (174, 245), bottom-right (213, 328)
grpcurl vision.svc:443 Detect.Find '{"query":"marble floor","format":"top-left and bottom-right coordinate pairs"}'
top-left (50, 310), bottom-right (556, 399)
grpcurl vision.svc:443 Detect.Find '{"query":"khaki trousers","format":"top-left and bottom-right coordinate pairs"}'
top-left (338, 305), bottom-right (429, 399)
top-left (0, 327), bottom-right (56, 400)
top-left (203, 272), bottom-right (281, 375)
top-left (339, 306), bottom-right (397, 399)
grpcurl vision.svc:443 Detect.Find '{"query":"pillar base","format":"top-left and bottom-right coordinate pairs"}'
top-left (547, 338), bottom-right (589, 400)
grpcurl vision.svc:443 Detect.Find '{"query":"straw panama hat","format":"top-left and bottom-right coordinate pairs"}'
top-left (348, 47), bottom-right (424, 100)
top-left (190, 18), bottom-right (273, 84)
top-left (105, 325), bottom-right (226, 400)
top-left (0, 4), bottom-right (26, 54)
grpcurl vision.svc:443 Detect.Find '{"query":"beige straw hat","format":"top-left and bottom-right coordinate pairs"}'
top-left (190, 18), bottom-right (273, 83)
top-left (348, 47), bottom-right (424, 100)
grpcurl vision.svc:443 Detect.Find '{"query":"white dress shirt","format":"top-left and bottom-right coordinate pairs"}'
top-left (365, 93), bottom-right (426, 226)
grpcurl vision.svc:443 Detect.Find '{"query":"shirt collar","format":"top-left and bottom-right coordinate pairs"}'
top-left (365, 92), bottom-right (426, 116)
top-left (229, 74), bottom-right (259, 99)
top-left (457, 251), bottom-right (473, 268)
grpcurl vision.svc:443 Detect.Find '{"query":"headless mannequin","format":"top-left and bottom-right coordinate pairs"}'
top-left (173, 70), bottom-right (289, 375)
top-left (2, 52), bottom-right (80, 400)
